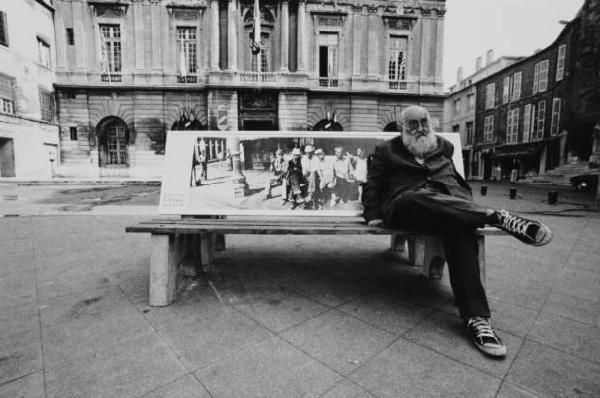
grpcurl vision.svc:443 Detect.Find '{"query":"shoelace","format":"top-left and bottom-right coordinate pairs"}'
top-left (498, 211), bottom-right (531, 238)
top-left (468, 318), bottom-right (498, 340)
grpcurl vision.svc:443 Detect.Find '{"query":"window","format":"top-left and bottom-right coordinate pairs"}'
top-left (66, 28), bottom-right (74, 46)
top-left (250, 32), bottom-right (270, 73)
top-left (533, 62), bottom-right (539, 93)
top-left (37, 38), bottom-right (51, 68)
top-left (106, 121), bottom-right (128, 165)
top-left (466, 121), bottom-right (474, 144)
top-left (39, 89), bottom-right (55, 122)
top-left (534, 59), bottom-right (549, 93)
top-left (551, 98), bottom-right (561, 135)
top-left (556, 44), bottom-right (566, 81)
top-left (452, 124), bottom-right (460, 133)
top-left (484, 115), bottom-right (494, 142)
top-left (503, 77), bottom-right (510, 104)
top-left (100, 24), bottom-right (122, 82)
top-left (532, 100), bottom-right (546, 140)
top-left (177, 27), bottom-right (197, 80)
top-left (523, 104), bottom-right (532, 143)
top-left (388, 36), bottom-right (407, 82)
top-left (485, 83), bottom-right (495, 109)
top-left (0, 11), bottom-right (8, 47)
top-left (506, 108), bottom-right (520, 144)
top-left (0, 72), bottom-right (16, 115)
top-left (318, 33), bottom-right (339, 87)
top-left (453, 98), bottom-right (461, 116)
top-left (467, 93), bottom-right (475, 112)
top-left (512, 72), bottom-right (522, 101)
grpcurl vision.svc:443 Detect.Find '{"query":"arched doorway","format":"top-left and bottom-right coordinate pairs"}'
top-left (97, 117), bottom-right (129, 167)
top-left (383, 122), bottom-right (399, 132)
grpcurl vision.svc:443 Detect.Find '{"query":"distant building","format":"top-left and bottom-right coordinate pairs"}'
top-left (470, 0), bottom-right (600, 183)
top-left (0, 0), bottom-right (59, 178)
top-left (443, 50), bottom-right (523, 178)
top-left (53, 0), bottom-right (447, 179)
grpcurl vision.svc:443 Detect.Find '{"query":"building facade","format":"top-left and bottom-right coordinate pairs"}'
top-left (0, 0), bottom-right (59, 178)
top-left (471, 0), bottom-right (600, 183)
top-left (443, 50), bottom-right (523, 178)
top-left (53, 0), bottom-right (447, 178)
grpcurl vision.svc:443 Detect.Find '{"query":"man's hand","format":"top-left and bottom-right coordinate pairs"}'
top-left (368, 219), bottom-right (384, 227)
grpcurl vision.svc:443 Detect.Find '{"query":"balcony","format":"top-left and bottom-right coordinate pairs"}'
top-left (239, 72), bottom-right (277, 84)
top-left (177, 75), bottom-right (198, 83)
top-left (318, 77), bottom-right (339, 88)
top-left (387, 80), bottom-right (407, 90)
top-left (101, 73), bottom-right (122, 83)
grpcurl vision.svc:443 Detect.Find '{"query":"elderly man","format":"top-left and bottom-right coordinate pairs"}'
top-left (362, 105), bottom-right (552, 358)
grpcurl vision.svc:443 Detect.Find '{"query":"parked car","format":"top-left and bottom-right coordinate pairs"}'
top-left (570, 173), bottom-right (599, 192)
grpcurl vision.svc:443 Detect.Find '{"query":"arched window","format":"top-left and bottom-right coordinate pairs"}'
top-left (97, 117), bottom-right (129, 167)
top-left (383, 122), bottom-right (399, 132)
top-left (313, 119), bottom-right (343, 131)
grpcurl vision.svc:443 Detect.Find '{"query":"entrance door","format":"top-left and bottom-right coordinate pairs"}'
top-left (0, 138), bottom-right (16, 177)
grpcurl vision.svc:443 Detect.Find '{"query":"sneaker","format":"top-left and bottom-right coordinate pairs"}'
top-left (492, 210), bottom-right (553, 246)
top-left (466, 317), bottom-right (507, 358)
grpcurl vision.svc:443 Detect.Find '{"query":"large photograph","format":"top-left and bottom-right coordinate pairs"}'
top-left (160, 131), bottom-right (463, 216)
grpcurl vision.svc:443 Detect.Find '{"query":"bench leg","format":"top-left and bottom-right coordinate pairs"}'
top-left (390, 234), bottom-right (407, 253)
top-left (477, 235), bottom-right (486, 288)
top-left (200, 232), bottom-right (216, 273)
top-left (409, 235), bottom-right (446, 279)
top-left (150, 234), bottom-right (184, 307)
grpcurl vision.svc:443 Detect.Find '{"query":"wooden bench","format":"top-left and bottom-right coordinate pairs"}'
top-left (126, 216), bottom-right (504, 306)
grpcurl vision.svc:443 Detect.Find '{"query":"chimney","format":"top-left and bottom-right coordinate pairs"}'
top-left (476, 56), bottom-right (483, 71)
top-left (457, 66), bottom-right (464, 83)
top-left (486, 49), bottom-right (494, 66)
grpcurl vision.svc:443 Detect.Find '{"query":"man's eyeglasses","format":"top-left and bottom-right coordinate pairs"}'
top-left (406, 119), bottom-right (429, 132)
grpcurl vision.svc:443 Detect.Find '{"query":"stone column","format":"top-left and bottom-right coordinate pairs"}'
top-left (227, 0), bottom-right (237, 71)
top-left (297, 0), bottom-right (306, 72)
top-left (280, 0), bottom-right (289, 72)
top-left (228, 136), bottom-right (248, 197)
top-left (210, 0), bottom-right (220, 70)
top-left (367, 7), bottom-right (379, 76)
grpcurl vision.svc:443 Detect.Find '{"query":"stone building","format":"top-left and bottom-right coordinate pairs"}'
top-left (471, 0), bottom-right (600, 183)
top-left (443, 50), bottom-right (523, 179)
top-left (53, 0), bottom-right (447, 178)
top-left (0, 0), bottom-right (59, 178)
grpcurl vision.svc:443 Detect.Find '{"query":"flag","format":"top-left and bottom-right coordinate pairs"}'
top-left (179, 41), bottom-right (187, 77)
top-left (251, 0), bottom-right (261, 61)
top-left (100, 42), bottom-right (109, 74)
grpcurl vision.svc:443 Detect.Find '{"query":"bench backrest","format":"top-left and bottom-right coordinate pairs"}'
top-left (159, 131), bottom-right (464, 216)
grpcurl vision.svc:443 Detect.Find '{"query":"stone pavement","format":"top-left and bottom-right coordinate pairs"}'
top-left (1, 184), bottom-right (599, 397)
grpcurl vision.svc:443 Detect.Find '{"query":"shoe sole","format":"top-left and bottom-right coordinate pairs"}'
top-left (531, 224), bottom-right (553, 246)
top-left (474, 343), bottom-right (507, 358)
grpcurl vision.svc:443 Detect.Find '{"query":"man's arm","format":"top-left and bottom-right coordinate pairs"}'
top-left (362, 145), bottom-right (386, 222)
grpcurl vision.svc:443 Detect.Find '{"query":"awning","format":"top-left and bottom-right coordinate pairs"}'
top-left (493, 142), bottom-right (545, 159)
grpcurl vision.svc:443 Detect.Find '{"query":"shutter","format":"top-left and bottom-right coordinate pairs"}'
top-left (0, 11), bottom-right (8, 46)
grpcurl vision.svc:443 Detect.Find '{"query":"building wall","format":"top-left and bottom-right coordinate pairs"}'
top-left (54, 0), bottom-right (447, 178)
top-left (0, 0), bottom-right (59, 178)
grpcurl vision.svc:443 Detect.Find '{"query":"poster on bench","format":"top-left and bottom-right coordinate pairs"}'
top-left (159, 131), bottom-right (463, 216)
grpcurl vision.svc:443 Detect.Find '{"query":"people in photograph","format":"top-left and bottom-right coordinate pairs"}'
top-left (351, 147), bottom-right (368, 201)
top-left (192, 138), bottom-right (206, 186)
top-left (362, 105), bottom-right (553, 358)
top-left (332, 146), bottom-right (356, 204)
top-left (285, 147), bottom-right (308, 204)
top-left (301, 144), bottom-right (319, 204)
top-left (314, 148), bottom-right (336, 209)
top-left (263, 149), bottom-right (287, 200)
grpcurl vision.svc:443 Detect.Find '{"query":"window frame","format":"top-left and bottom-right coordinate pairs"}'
top-left (387, 35), bottom-right (408, 82)
top-left (38, 88), bottom-right (55, 122)
top-left (533, 100), bottom-right (546, 140)
top-left (484, 115), bottom-right (494, 142)
top-left (551, 98), bottom-right (561, 136)
top-left (538, 59), bottom-right (549, 92)
top-left (69, 126), bottom-right (78, 141)
top-left (485, 83), bottom-right (495, 109)
top-left (99, 24), bottom-right (122, 82)
top-left (37, 37), bottom-right (51, 68)
top-left (466, 121), bottom-right (474, 144)
top-left (66, 28), bottom-right (74, 46)
top-left (503, 76), bottom-right (510, 104)
top-left (506, 108), bottom-right (520, 144)
top-left (556, 44), bottom-right (566, 81)
top-left (523, 104), bottom-right (532, 143)
top-left (0, 72), bottom-right (16, 115)
top-left (0, 11), bottom-right (8, 47)
top-left (511, 72), bottom-right (522, 101)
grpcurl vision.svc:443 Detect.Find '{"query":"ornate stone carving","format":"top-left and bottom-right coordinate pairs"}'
top-left (367, 5), bottom-right (378, 14)
top-left (421, 8), bottom-right (432, 17)
top-left (403, 6), bottom-right (415, 15)
top-left (90, 4), bottom-right (128, 18)
top-left (172, 9), bottom-right (200, 19)
top-left (434, 8), bottom-right (447, 17)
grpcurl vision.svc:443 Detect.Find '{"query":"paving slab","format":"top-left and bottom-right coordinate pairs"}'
top-left (0, 331), bottom-right (42, 386)
top-left (495, 382), bottom-right (544, 398)
top-left (350, 338), bottom-right (501, 398)
top-left (0, 301), bottom-right (39, 339)
top-left (44, 332), bottom-right (187, 398)
top-left (0, 370), bottom-right (44, 398)
top-left (507, 339), bottom-right (600, 397)
top-left (195, 336), bottom-right (341, 398)
top-left (320, 379), bottom-right (377, 398)
top-left (141, 374), bottom-right (211, 398)
top-left (281, 309), bottom-right (396, 376)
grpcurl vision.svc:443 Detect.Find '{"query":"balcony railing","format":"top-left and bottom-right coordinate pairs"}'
top-left (239, 72), bottom-right (277, 83)
top-left (101, 73), bottom-right (122, 83)
top-left (177, 75), bottom-right (198, 83)
top-left (387, 80), bottom-right (407, 90)
top-left (319, 77), bottom-right (339, 87)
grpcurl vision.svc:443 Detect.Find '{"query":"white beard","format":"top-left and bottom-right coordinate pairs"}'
top-left (402, 132), bottom-right (438, 158)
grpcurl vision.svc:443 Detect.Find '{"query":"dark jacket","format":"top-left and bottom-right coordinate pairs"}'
top-left (362, 135), bottom-right (472, 222)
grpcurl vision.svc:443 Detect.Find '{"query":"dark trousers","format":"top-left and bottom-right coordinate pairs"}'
top-left (382, 185), bottom-right (491, 319)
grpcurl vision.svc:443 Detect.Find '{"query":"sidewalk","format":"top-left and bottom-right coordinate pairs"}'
top-left (0, 186), bottom-right (599, 397)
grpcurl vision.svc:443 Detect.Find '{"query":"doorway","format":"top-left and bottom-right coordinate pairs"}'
top-left (0, 138), bottom-right (16, 177)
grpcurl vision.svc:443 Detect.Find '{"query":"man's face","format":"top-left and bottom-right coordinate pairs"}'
top-left (306, 151), bottom-right (313, 159)
top-left (405, 115), bottom-right (430, 139)
top-left (317, 152), bottom-right (325, 160)
top-left (356, 148), bottom-right (363, 157)
top-left (335, 149), bottom-right (343, 158)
